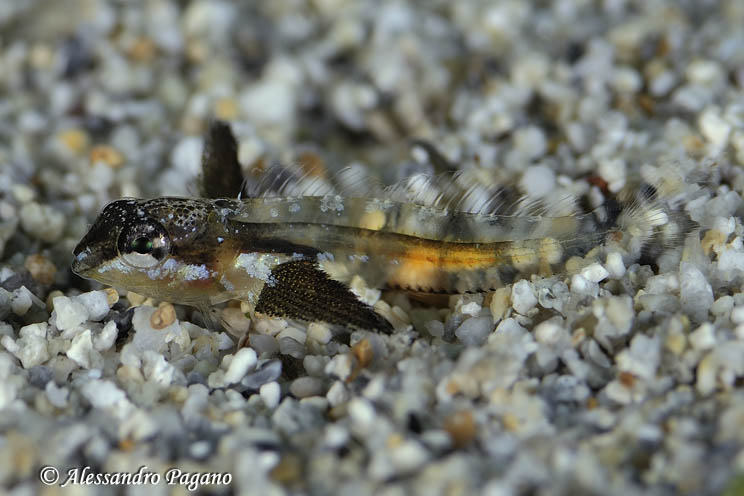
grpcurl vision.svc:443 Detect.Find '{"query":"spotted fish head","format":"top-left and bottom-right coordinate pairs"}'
top-left (72, 198), bottom-right (220, 303)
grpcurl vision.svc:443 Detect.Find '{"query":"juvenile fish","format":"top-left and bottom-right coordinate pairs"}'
top-left (71, 123), bottom-right (692, 332)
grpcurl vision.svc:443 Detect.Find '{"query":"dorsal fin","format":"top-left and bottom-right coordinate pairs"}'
top-left (200, 120), bottom-right (244, 199)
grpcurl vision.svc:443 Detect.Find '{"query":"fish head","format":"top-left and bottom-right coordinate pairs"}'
top-left (72, 198), bottom-right (223, 304)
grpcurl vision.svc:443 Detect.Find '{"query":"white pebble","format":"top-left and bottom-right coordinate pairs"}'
top-left (5, 323), bottom-right (49, 368)
top-left (689, 323), bottom-right (716, 351)
top-left (67, 330), bottom-right (94, 369)
top-left (699, 106), bottom-right (731, 148)
top-left (326, 381), bottom-right (350, 407)
top-left (696, 352), bottom-right (717, 395)
top-left (731, 306), bottom-right (744, 325)
top-left (513, 126), bottom-right (547, 160)
top-left (425, 320), bottom-right (444, 337)
top-left (45, 381), bottom-right (69, 408)
top-left (598, 158), bottom-right (627, 192)
top-left (169, 136), bottom-right (203, 176)
top-left (455, 316), bottom-right (494, 346)
top-left (389, 439), bottom-right (430, 473)
top-left (20, 203), bottom-right (65, 242)
top-left (11, 286), bottom-right (35, 316)
top-left (605, 252), bottom-right (626, 279)
top-left (142, 351), bottom-right (176, 386)
top-left (260, 381), bottom-right (281, 409)
top-left (325, 354), bottom-right (354, 381)
top-left (581, 263), bottom-right (609, 283)
top-left (81, 379), bottom-right (132, 416)
top-left (611, 66), bottom-right (642, 93)
top-left (290, 377), bottom-right (324, 398)
top-left (53, 296), bottom-right (89, 333)
top-left (75, 291), bottom-right (111, 321)
top-left (277, 326), bottom-right (307, 345)
top-left (348, 398), bottom-right (376, 433)
top-left (307, 323), bottom-right (333, 344)
top-left (223, 348), bottom-right (258, 384)
top-left (570, 274), bottom-right (593, 295)
top-left (93, 321), bottom-right (118, 351)
top-left (604, 380), bottom-right (632, 405)
top-left (679, 262), bottom-right (714, 321)
top-left (534, 319), bottom-right (565, 345)
top-left (0, 380), bottom-right (17, 409)
top-left (616, 334), bottom-right (660, 381)
top-left (459, 301), bottom-right (482, 316)
top-left (520, 164), bottom-right (556, 198)
top-left (511, 280), bottom-right (537, 314)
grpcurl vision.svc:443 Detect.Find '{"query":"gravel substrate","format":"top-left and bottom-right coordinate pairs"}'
top-left (2, 1), bottom-right (744, 495)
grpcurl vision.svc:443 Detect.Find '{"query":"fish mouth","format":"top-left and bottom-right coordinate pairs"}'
top-left (71, 244), bottom-right (96, 276)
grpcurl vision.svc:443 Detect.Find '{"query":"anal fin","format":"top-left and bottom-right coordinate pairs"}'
top-left (255, 260), bottom-right (393, 333)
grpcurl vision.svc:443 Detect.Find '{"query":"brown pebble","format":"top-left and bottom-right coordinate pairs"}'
top-left (24, 254), bottom-right (56, 285)
top-left (128, 37), bottom-right (156, 61)
top-left (444, 410), bottom-right (477, 447)
top-left (126, 291), bottom-right (147, 306)
top-left (269, 454), bottom-right (302, 484)
top-left (351, 338), bottom-right (374, 368)
top-left (297, 151), bottom-right (328, 178)
top-left (214, 98), bottom-right (239, 120)
top-left (89, 145), bottom-right (124, 168)
top-left (118, 438), bottom-right (136, 452)
top-left (586, 397), bottom-right (599, 409)
top-left (103, 287), bottom-right (119, 306)
top-left (57, 128), bottom-right (89, 155)
top-left (150, 303), bottom-right (177, 329)
top-left (445, 380), bottom-right (460, 396)
top-left (45, 290), bottom-right (64, 312)
top-left (618, 371), bottom-right (636, 388)
top-left (502, 412), bottom-right (520, 432)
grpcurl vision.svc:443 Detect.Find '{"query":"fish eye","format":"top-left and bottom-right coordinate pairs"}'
top-left (117, 221), bottom-right (171, 268)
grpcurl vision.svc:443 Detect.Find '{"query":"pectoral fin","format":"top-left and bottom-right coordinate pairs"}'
top-left (200, 120), bottom-right (244, 199)
top-left (255, 260), bottom-right (393, 333)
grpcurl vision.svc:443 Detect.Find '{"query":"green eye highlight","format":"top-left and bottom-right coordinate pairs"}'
top-left (131, 236), bottom-right (154, 254)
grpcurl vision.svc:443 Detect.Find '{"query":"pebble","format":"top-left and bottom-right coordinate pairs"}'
top-left (325, 354), bottom-right (355, 382)
top-left (679, 262), bottom-right (714, 322)
top-left (290, 377), bottom-right (324, 398)
top-left (76, 291), bottom-right (111, 321)
top-left (66, 330), bottom-right (95, 369)
top-left (260, 381), bottom-right (281, 409)
top-left (443, 410), bottom-right (477, 447)
top-left (455, 316), bottom-right (494, 346)
top-left (19, 202), bottom-right (65, 243)
top-left (520, 164), bottom-right (556, 198)
top-left (699, 106), bottom-right (731, 149)
top-left (2, 323), bottom-right (49, 368)
top-left (326, 381), bottom-right (350, 407)
top-left (223, 348), bottom-right (258, 384)
top-left (689, 323), bottom-right (716, 351)
top-left (80, 380), bottom-right (132, 418)
top-left (24, 254), bottom-right (56, 285)
top-left (511, 280), bottom-right (537, 314)
top-left (53, 295), bottom-right (89, 332)
top-left (11, 286), bottom-right (35, 316)
top-left (249, 333), bottom-right (279, 356)
top-left (615, 334), bottom-right (660, 381)
top-left (580, 263), bottom-right (610, 283)
top-left (240, 359), bottom-right (282, 390)
top-left (150, 303), bottom-right (177, 329)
